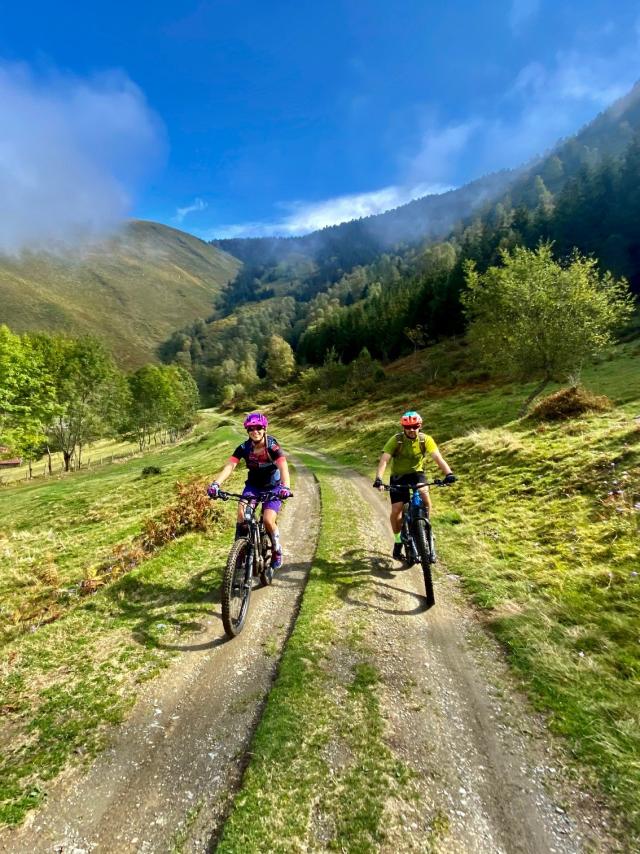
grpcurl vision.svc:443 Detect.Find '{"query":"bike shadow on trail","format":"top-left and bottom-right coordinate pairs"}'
top-left (104, 564), bottom-right (226, 652)
top-left (310, 547), bottom-right (429, 616)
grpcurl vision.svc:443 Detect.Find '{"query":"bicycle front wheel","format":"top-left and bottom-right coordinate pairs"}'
top-left (413, 519), bottom-right (435, 607)
top-left (221, 538), bottom-right (253, 637)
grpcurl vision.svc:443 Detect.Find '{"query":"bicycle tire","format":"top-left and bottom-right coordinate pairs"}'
top-left (221, 537), bottom-right (252, 637)
top-left (413, 518), bottom-right (435, 607)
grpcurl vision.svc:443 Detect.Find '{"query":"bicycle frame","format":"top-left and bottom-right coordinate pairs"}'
top-left (380, 479), bottom-right (450, 606)
top-left (219, 490), bottom-right (278, 579)
top-left (214, 488), bottom-right (293, 638)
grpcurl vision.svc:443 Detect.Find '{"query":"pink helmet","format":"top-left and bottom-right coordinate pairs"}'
top-left (243, 412), bottom-right (268, 430)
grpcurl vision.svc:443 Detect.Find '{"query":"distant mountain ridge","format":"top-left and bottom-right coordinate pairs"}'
top-left (0, 221), bottom-right (240, 367)
top-left (214, 81), bottom-right (640, 276)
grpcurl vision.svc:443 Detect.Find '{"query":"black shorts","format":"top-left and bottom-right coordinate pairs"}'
top-left (389, 472), bottom-right (428, 505)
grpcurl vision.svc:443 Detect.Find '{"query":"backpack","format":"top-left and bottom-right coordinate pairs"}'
top-left (243, 435), bottom-right (281, 463)
top-left (265, 435), bottom-right (281, 463)
top-left (391, 431), bottom-right (427, 458)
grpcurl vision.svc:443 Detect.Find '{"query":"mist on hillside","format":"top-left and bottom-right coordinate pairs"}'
top-left (0, 62), bottom-right (165, 255)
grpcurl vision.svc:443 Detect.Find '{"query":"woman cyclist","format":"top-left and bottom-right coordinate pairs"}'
top-left (373, 410), bottom-right (455, 560)
top-left (207, 413), bottom-right (291, 569)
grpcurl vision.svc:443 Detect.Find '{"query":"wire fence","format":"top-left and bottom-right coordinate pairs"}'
top-left (0, 451), bottom-right (141, 486)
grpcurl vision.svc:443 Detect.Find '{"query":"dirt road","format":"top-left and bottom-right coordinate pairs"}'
top-left (0, 461), bottom-right (320, 854)
top-left (1, 455), bottom-right (617, 852)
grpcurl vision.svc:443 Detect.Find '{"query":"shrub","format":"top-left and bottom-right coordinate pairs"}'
top-left (528, 385), bottom-right (613, 422)
top-left (141, 478), bottom-right (217, 549)
top-left (141, 465), bottom-right (162, 476)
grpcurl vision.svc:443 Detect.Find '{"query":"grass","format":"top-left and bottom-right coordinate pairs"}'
top-left (216, 452), bottom-right (424, 853)
top-left (268, 339), bottom-right (640, 842)
top-left (0, 433), bottom-right (141, 485)
top-left (0, 220), bottom-right (240, 368)
top-left (0, 413), bottom-right (245, 825)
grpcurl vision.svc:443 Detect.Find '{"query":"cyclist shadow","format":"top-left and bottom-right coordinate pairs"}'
top-left (105, 565), bottom-right (226, 652)
top-left (317, 547), bottom-right (430, 615)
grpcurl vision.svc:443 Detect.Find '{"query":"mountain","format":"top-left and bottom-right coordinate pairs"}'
top-left (0, 221), bottom-right (240, 367)
top-left (213, 81), bottom-right (640, 307)
top-left (212, 170), bottom-right (523, 281)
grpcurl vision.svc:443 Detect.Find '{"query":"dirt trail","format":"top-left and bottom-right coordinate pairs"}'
top-left (1, 453), bottom-right (618, 853)
top-left (0, 459), bottom-right (320, 854)
top-left (324, 459), bottom-right (617, 853)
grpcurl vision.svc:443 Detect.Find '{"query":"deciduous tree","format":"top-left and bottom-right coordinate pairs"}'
top-left (462, 243), bottom-right (633, 413)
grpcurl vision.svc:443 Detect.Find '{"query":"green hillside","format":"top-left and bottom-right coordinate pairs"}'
top-left (0, 221), bottom-right (240, 367)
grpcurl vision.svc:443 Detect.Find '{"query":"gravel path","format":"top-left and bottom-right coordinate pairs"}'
top-left (0, 459), bottom-right (320, 854)
top-left (340, 464), bottom-right (617, 853)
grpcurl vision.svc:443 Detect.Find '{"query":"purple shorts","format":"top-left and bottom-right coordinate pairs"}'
top-left (241, 483), bottom-right (282, 513)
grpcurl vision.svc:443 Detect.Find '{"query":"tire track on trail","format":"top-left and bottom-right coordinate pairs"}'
top-left (0, 457), bottom-right (320, 854)
top-left (294, 448), bottom-right (617, 853)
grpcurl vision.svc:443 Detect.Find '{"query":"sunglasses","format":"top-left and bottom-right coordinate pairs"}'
top-left (403, 425), bottom-right (420, 430)
top-left (246, 426), bottom-right (265, 432)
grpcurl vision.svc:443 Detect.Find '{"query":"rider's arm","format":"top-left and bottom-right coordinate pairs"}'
top-left (375, 452), bottom-right (392, 481)
top-left (431, 450), bottom-right (452, 476)
top-left (212, 458), bottom-right (238, 487)
top-left (275, 456), bottom-right (290, 489)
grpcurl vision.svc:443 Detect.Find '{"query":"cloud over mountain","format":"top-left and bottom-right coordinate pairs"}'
top-left (0, 61), bottom-right (165, 253)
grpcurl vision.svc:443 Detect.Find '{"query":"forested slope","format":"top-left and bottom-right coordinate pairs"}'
top-left (161, 82), bottom-right (640, 399)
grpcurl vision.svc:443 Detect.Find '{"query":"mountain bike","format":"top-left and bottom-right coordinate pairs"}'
top-left (383, 480), bottom-right (449, 608)
top-left (214, 489), bottom-right (293, 638)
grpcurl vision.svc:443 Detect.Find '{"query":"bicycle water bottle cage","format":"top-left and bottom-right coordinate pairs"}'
top-left (410, 490), bottom-right (428, 520)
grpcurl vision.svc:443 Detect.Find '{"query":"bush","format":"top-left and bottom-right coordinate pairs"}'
top-left (141, 478), bottom-right (220, 549)
top-left (528, 385), bottom-right (613, 421)
top-left (141, 465), bottom-right (162, 476)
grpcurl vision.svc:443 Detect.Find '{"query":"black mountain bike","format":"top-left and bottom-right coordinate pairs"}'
top-left (214, 489), bottom-right (293, 638)
top-left (383, 480), bottom-right (449, 608)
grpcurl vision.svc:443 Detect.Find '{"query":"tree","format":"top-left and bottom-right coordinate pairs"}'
top-left (264, 335), bottom-right (296, 386)
top-left (462, 243), bottom-right (633, 413)
top-left (46, 336), bottom-right (122, 470)
top-left (0, 327), bottom-right (58, 471)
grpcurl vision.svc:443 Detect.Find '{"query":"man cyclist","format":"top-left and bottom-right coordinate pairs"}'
top-left (373, 410), bottom-right (455, 560)
top-left (207, 412), bottom-right (291, 569)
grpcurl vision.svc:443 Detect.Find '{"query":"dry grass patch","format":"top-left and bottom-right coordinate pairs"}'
top-left (529, 385), bottom-right (612, 422)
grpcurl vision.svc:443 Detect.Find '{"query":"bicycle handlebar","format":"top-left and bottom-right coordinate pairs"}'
top-left (213, 490), bottom-right (294, 502)
top-left (379, 480), bottom-right (450, 490)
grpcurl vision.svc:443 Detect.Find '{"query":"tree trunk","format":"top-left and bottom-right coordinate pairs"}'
top-left (46, 446), bottom-right (53, 475)
top-left (63, 451), bottom-right (72, 472)
top-left (519, 376), bottom-right (550, 418)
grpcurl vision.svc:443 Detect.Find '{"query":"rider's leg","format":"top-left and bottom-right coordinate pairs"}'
top-left (235, 502), bottom-right (248, 539)
top-left (262, 508), bottom-right (282, 567)
top-left (417, 485), bottom-right (432, 515)
top-left (390, 502), bottom-right (404, 534)
top-left (417, 486), bottom-right (436, 560)
top-left (390, 501), bottom-right (404, 559)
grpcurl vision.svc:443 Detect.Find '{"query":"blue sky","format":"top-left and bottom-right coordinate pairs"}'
top-left (1, 0), bottom-right (640, 249)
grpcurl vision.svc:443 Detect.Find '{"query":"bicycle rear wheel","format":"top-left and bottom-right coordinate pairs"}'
top-left (413, 519), bottom-right (435, 607)
top-left (221, 537), bottom-right (253, 637)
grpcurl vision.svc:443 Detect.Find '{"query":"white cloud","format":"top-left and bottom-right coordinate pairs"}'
top-left (405, 119), bottom-right (480, 187)
top-left (509, 0), bottom-right (541, 35)
top-left (174, 197), bottom-right (207, 223)
top-left (204, 181), bottom-right (451, 239)
top-left (200, 32), bottom-right (640, 241)
top-left (0, 61), bottom-right (165, 254)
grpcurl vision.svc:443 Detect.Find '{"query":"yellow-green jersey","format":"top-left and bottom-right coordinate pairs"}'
top-left (383, 432), bottom-right (438, 476)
